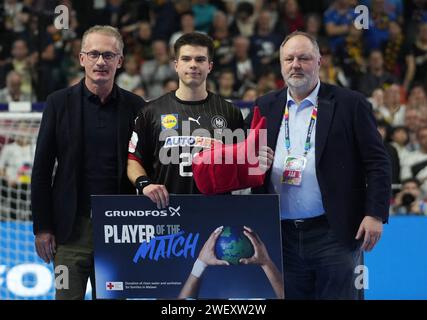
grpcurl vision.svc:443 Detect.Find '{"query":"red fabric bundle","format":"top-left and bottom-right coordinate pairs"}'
top-left (192, 106), bottom-right (267, 194)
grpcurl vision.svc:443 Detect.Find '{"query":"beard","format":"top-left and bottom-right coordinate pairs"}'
top-left (286, 76), bottom-right (309, 89)
top-left (284, 71), bottom-right (318, 97)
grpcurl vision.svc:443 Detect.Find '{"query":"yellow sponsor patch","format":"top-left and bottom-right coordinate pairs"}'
top-left (161, 114), bottom-right (179, 130)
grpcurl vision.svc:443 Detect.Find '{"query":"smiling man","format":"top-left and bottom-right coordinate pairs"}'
top-left (246, 31), bottom-right (392, 299)
top-left (31, 25), bottom-right (145, 299)
top-left (127, 32), bottom-right (244, 208)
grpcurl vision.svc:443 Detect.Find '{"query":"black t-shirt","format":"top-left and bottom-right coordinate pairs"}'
top-left (78, 84), bottom-right (118, 216)
top-left (129, 91), bottom-right (244, 194)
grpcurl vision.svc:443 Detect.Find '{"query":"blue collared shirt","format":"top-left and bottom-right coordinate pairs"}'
top-left (269, 81), bottom-right (325, 220)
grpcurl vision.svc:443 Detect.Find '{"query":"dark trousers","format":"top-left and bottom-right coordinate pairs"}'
top-left (281, 215), bottom-right (363, 300)
top-left (54, 216), bottom-right (96, 300)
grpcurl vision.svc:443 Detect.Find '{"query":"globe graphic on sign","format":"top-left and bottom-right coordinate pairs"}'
top-left (214, 226), bottom-right (254, 265)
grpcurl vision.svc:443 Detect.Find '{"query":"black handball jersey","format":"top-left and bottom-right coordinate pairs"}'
top-left (128, 91), bottom-right (244, 193)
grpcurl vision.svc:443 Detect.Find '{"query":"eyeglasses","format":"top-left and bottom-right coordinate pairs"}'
top-left (81, 51), bottom-right (121, 62)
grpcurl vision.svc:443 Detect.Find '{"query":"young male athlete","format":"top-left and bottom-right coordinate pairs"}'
top-left (127, 32), bottom-right (244, 208)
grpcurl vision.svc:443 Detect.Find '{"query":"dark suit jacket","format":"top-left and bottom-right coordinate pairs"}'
top-left (31, 80), bottom-right (145, 243)
top-left (249, 83), bottom-right (391, 248)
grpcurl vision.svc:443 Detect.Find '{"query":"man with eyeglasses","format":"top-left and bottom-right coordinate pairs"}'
top-left (31, 25), bottom-right (146, 300)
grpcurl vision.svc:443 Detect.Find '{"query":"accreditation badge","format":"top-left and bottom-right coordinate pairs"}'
top-left (282, 155), bottom-right (307, 186)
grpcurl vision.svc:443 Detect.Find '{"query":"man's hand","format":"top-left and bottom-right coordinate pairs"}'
top-left (355, 216), bottom-right (383, 252)
top-left (142, 184), bottom-right (169, 209)
top-left (258, 146), bottom-right (274, 173)
top-left (35, 232), bottom-right (56, 264)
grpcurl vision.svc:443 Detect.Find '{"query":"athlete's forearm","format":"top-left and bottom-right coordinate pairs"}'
top-left (127, 159), bottom-right (148, 185)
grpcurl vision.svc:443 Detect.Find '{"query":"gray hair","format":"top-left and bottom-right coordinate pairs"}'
top-left (281, 31), bottom-right (320, 57)
top-left (81, 25), bottom-right (124, 55)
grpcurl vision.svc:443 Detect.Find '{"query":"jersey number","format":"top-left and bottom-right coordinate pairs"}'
top-left (179, 153), bottom-right (193, 177)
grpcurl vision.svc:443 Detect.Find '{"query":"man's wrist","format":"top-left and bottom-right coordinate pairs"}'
top-left (369, 215), bottom-right (384, 223)
top-left (135, 175), bottom-right (152, 194)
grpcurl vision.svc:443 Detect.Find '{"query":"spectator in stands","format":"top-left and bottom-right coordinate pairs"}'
top-left (92, 0), bottom-right (130, 29)
top-left (151, 0), bottom-right (190, 41)
top-left (230, 35), bottom-right (256, 93)
top-left (382, 21), bottom-right (414, 91)
top-left (133, 21), bottom-right (154, 62)
top-left (217, 69), bottom-right (239, 100)
top-left (418, 105), bottom-right (427, 128)
top-left (407, 84), bottom-right (427, 109)
top-left (210, 11), bottom-right (234, 74)
top-left (304, 13), bottom-right (328, 49)
top-left (24, 12), bottom-right (58, 101)
top-left (401, 127), bottom-right (427, 193)
top-left (391, 178), bottom-right (427, 215)
top-left (242, 86), bottom-right (257, 101)
top-left (250, 10), bottom-right (282, 77)
top-left (0, 70), bottom-right (33, 103)
top-left (0, 39), bottom-right (35, 98)
top-left (376, 83), bottom-right (406, 126)
top-left (240, 86), bottom-right (258, 119)
top-left (229, 1), bottom-right (256, 37)
top-left (140, 40), bottom-right (175, 100)
top-left (31, 26), bottom-right (146, 300)
top-left (162, 78), bottom-right (178, 94)
top-left (403, 0), bottom-right (427, 45)
top-left (364, 0), bottom-right (396, 50)
top-left (56, 38), bottom-right (84, 90)
top-left (116, 55), bottom-right (142, 92)
top-left (275, 0), bottom-right (305, 34)
top-left (390, 125), bottom-right (411, 169)
top-left (404, 107), bottom-right (421, 151)
top-left (256, 68), bottom-right (277, 96)
top-left (192, 0), bottom-right (217, 33)
top-left (336, 24), bottom-right (366, 88)
top-left (118, 0), bottom-right (151, 33)
top-left (357, 50), bottom-right (397, 97)
top-left (377, 120), bottom-right (401, 185)
top-left (408, 22), bottom-right (427, 86)
top-left (324, 0), bottom-right (355, 53)
top-left (3, 0), bottom-right (30, 35)
top-left (319, 46), bottom-right (349, 87)
top-left (368, 87), bottom-right (385, 111)
top-left (169, 11), bottom-right (196, 55)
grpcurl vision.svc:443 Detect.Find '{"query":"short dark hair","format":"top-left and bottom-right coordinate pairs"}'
top-left (174, 32), bottom-right (214, 61)
top-left (402, 178), bottom-right (421, 188)
top-left (376, 119), bottom-right (392, 141)
top-left (391, 126), bottom-right (410, 145)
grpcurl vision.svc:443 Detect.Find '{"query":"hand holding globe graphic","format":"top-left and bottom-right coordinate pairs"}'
top-left (214, 226), bottom-right (255, 265)
top-left (178, 226), bottom-right (284, 299)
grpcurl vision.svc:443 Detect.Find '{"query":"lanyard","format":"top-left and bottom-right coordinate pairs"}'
top-left (284, 100), bottom-right (318, 157)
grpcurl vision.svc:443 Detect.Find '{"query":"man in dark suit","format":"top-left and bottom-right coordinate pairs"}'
top-left (248, 31), bottom-right (391, 299)
top-left (31, 26), bottom-right (145, 299)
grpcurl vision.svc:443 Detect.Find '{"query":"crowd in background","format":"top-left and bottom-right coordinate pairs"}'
top-left (1, 0), bottom-right (427, 216)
